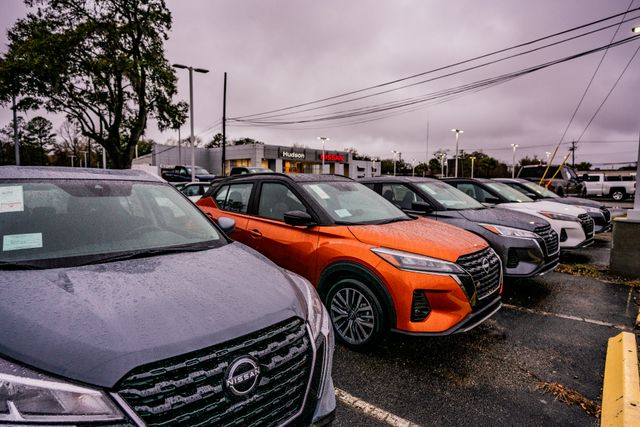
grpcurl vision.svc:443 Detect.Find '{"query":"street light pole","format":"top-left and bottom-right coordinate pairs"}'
top-left (451, 129), bottom-right (464, 177)
top-left (511, 144), bottom-right (519, 178)
top-left (173, 63), bottom-right (209, 182)
top-left (318, 137), bottom-right (330, 173)
top-left (391, 150), bottom-right (399, 176)
top-left (411, 158), bottom-right (416, 177)
top-left (470, 156), bottom-right (476, 178)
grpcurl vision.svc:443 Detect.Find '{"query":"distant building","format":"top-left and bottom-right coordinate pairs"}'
top-left (134, 142), bottom-right (381, 179)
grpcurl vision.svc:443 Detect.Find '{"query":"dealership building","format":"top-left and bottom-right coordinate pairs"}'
top-left (137, 142), bottom-right (381, 179)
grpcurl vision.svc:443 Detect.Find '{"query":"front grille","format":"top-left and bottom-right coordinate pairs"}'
top-left (117, 318), bottom-right (312, 427)
top-left (578, 213), bottom-right (594, 238)
top-left (534, 224), bottom-right (559, 256)
top-left (457, 247), bottom-right (501, 301)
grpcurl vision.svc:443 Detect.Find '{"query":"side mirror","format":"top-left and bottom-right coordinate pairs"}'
top-left (407, 201), bottom-right (433, 213)
top-left (284, 210), bottom-right (317, 227)
top-left (484, 197), bottom-right (501, 204)
top-left (217, 217), bottom-right (236, 235)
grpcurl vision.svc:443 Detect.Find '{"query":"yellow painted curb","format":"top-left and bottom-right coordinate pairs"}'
top-left (601, 332), bottom-right (640, 427)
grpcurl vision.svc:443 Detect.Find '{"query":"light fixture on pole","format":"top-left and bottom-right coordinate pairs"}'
top-left (317, 137), bottom-right (330, 173)
top-left (173, 63), bottom-right (210, 182)
top-left (511, 144), bottom-right (519, 178)
top-left (391, 150), bottom-right (399, 176)
top-left (470, 156), bottom-right (476, 178)
top-left (451, 129), bottom-right (464, 177)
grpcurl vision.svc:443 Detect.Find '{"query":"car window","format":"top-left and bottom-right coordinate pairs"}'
top-left (183, 185), bottom-right (200, 196)
top-left (258, 182), bottom-right (307, 222)
top-left (215, 183), bottom-right (253, 213)
top-left (486, 182), bottom-right (533, 202)
top-left (585, 175), bottom-right (600, 182)
top-left (605, 176), bottom-right (622, 182)
top-left (0, 181), bottom-right (223, 269)
top-left (380, 184), bottom-right (425, 209)
top-left (518, 167), bottom-right (543, 178)
top-left (416, 181), bottom-right (483, 209)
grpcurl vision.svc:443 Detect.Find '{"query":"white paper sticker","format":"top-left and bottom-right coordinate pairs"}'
top-left (3, 233), bottom-right (43, 251)
top-left (0, 186), bottom-right (24, 213)
top-left (334, 209), bottom-right (352, 218)
top-left (308, 184), bottom-right (330, 200)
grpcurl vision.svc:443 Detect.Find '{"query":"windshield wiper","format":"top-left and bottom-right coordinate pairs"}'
top-left (76, 244), bottom-right (218, 266)
top-left (368, 217), bottom-right (413, 225)
top-left (0, 261), bottom-right (45, 270)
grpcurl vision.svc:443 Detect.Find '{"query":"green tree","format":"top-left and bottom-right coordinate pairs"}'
top-left (575, 161), bottom-right (592, 171)
top-left (23, 116), bottom-right (56, 165)
top-left (0, 117), bottom-right (25, 165)
top-left (0, 0), bottom-right (188, 169)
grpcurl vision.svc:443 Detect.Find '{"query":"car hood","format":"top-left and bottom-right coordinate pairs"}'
top-left (499, 200), bottom-right (587, 216)
top-left (347, 217), bottom-right (487, 262)
top-left (543, 196), bottom-right (603, 209)
top-left (195, 174), bottom-right (216, 181)
top-left (0, 243), bottom-right (304, 388)
top-left (453, 208), bottom-right (548, 231)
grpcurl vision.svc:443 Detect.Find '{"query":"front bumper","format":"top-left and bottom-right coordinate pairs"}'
top-left (489, 235), bottom-right (559, 279)
top-left (391, 295), bottom-right (502, 336)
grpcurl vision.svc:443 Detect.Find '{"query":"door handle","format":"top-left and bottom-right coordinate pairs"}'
top-left (249, 229), bottom-right (262, 238)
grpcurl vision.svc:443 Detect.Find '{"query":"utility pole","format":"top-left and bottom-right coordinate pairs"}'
top-left (470, 156), bottom-right (476, 178)
top-left (451, 128), bottom-right (463, 177)
top-left (569, 140), bottom-right (577, 168)
top-left (69, 154), bottom-right (75, 167)
top-left (222, 72), bottom-right (227, 176)
top-left (12, 94), bottom-right (20, 166)
top-left (426, 118), bottom-right (430, 173)
top-left (511, 144), bottom-right (519, 178)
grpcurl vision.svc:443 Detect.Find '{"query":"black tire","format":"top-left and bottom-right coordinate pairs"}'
top-left (325, 277), bottom-right (387, 350)
top-left (610, 189), bottom-right (626, 201)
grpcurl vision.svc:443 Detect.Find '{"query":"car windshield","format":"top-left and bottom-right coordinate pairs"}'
top-left (0, 180), bottom-right (224, 269)
top-left (249, 168), bottom-right (273, 173)
top-left (486, 182), bottom-right (534, 203)
top-left (519, 181), bottom-right (558, 198)
top-left (188, 167), bottom-right (211, 175)
top-left (416, 182), bottom-right (484, 210)
top-left (301, 181), bottom-right (410, 225)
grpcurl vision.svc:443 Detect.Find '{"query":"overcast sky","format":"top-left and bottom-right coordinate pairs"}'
top-left (2, 0), bottom-right (640, 167)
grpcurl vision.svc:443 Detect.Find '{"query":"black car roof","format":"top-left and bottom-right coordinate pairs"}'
top-left (360, 176), bottom-right (439, 183)
top-left (442, 177), bottom-right (492, 183)
top-left (214, 172), bottom-right (354, 184)
top-left (0, 166), bottom-right (164, 182)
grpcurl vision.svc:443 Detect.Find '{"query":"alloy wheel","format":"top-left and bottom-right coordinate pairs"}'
top-left (329, 287), bottom-right (375, 345)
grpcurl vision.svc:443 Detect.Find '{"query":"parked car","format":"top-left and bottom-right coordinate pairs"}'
top-left (230, 166), bottom-right (274, 175)
top-left (161, 165), bottom-right (216, 182)
top-left (580, 173), bottom-right (635, 201)
top-left (517, 164), bottom-right (585, 197)
top-left (494, 178), bottom-right (612, 233)
top-left (197, 173), bottom-right (503, 349)
top-left (0, 166), bottom-right (335, 426)
top-left (361, 177), bottom-right (559, 278)
top-left (179, 181), bottom-right (211, 202)
top-left (444, 178), bottom-right (594, 249)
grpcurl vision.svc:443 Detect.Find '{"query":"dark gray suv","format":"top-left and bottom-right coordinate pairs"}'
top-left (362, 177), bottom-right (560, 278)
top-left (0, 167), bottom-right (335, 426)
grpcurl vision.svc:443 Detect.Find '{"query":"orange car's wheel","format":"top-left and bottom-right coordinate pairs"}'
top-left (326, 277), bottom-right (386, 350)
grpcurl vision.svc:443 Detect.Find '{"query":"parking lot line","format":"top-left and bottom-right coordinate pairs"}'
top-left (503, 304), bottom-right (632, 331)
top-left (335, 388), bottom-right (421, 427)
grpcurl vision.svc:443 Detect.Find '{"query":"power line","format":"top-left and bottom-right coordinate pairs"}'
top-left (232, 7), bottom-right (640, 121)
top-left (231, 35), bottom-right (640, 127)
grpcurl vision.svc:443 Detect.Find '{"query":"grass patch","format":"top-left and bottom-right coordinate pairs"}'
top-left (536, 382), bottom-right (601, 418)
top-left (555, 263), bottom-right (640, 288)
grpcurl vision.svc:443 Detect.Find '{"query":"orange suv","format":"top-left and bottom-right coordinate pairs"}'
top-left (197, 174), bottom-right (502, 349)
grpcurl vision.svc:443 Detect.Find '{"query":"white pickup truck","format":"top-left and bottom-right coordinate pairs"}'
top-left (581, 173), bottom-right (635, 201)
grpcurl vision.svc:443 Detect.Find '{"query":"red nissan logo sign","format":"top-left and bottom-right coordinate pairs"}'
top-left (319, 154), bottom-right (344, 162)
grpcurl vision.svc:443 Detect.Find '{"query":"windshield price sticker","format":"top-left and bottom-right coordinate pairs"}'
top-left (334, 209), bottom-right (352, 218)
top-left (308, 184), bottom-right (330, 200)
top-left (0, 186), bottom-right (24, 213)
top-left (3, 233), bottom-right (43, 252)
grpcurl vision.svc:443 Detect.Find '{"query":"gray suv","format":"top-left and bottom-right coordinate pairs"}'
top-left (0, 166), bottom-right (335, 426)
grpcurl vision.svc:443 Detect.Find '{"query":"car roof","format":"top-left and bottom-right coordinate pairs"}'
top-left (216, 172), bottom-right (354, 184)
top-left (360, 176), bottom-right (439, 183)
top-left (0, 166), bottom-right (164, 182)
top-left (443, 177), bottom-right (492, 183)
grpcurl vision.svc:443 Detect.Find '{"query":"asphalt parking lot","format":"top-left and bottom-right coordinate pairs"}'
top-left (332, 224), bottom-right (640, 426)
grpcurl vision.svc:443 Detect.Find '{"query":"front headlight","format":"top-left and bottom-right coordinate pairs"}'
top-left (479, 223), bottom-right (539, 239)
top-left (371, 247), bottom-right (465, 274)
top-left (539, 211), bottom-right (579, 222)
top-left (284, 270), bottom-right (330, 340)
top-left (581, 206), bottom-right (601, 214)
top-left (0, 359), bottom-right (125, 423)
